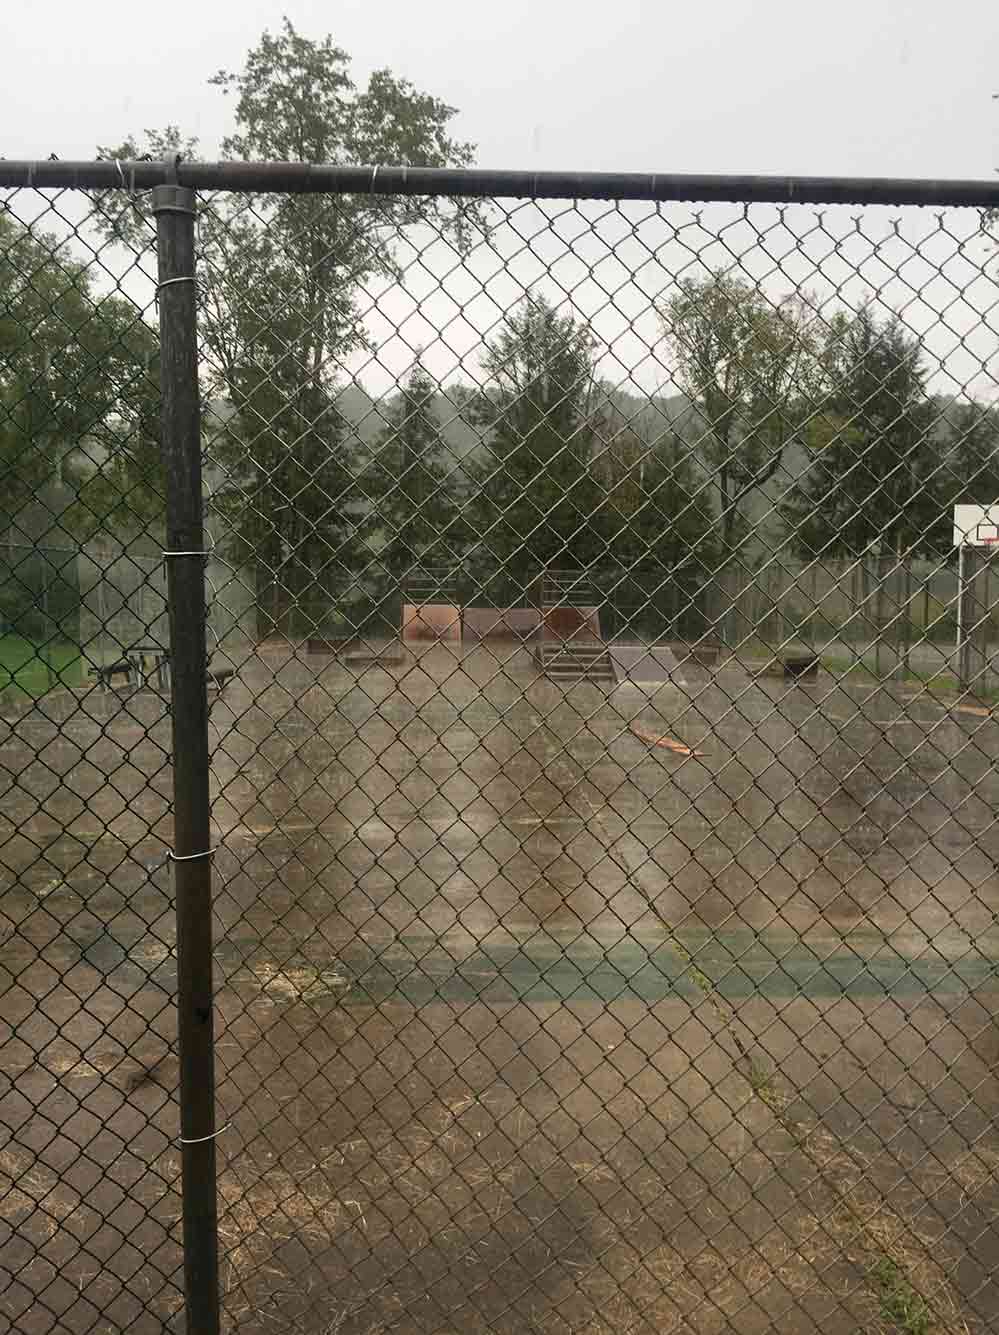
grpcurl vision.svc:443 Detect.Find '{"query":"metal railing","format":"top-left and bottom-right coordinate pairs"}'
top-left (2, 159), bottom-right (999, 1335)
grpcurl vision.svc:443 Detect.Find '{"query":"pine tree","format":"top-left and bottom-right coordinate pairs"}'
top-left (782, 306), bottom-right (941, 557)
top-left (589, 412), bottom-right (719, 639)
top-left (590, 408), bottom-right (716, 575)
top-left (365, 365), bottom-right (461, 577)
top-left (468, 295), bottom-right (605, 599)
top-left (939, 400), bottom-right (999, 508)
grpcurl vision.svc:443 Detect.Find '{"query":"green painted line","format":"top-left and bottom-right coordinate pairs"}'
top-left (329, 936), bottom-right (999, 1005)
top-left (107, 932), bottom-right (999, 1006)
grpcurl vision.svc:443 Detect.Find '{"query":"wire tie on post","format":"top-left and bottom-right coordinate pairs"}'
top-left (169, 846), bottom-right (217, 862)
top-left (156, 275), bottom-right (196, 294)
top-left (179, 1121), bottom-right (231, 1146)
top-left (162, 549), bottom-right (211, 559)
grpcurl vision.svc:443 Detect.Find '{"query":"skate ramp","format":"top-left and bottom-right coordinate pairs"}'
top-left (542, 605), bottom-right (602, 643)
top-left (401, 604), bottom-right (461, 642)
top-left (462, 607), bottom-right (541, 642)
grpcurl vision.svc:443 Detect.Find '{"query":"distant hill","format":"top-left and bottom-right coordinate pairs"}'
top-left (336, 382), bottom-right (482, 480)
top-left (336, 379), bottom-right (704, 478)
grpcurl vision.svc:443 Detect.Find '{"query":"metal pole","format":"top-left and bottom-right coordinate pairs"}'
top-left (42, 560), bottom-right (53, 692)
top-left (986, 552), bottom-right (994, 696)
top-left (4, 158), bottom-right (999, 208)
top-left (897, 540), bottom-right (912, 682)
top-left (959, 546), bottom-right (983, 694)
top-left (956, 543), bottom-right (965, 679)
top-left (152, 181), bottom-right (220, 1335)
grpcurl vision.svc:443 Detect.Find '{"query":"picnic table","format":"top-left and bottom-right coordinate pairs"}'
top-left (90, 648), bottom-right (235, 694)
top-left (89, 647), bottom-right (168, 690)
top-left (129, 646), bottom-right (171, 689)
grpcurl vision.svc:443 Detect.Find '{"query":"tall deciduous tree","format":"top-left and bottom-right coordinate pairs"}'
top-left (0, 211), bottom-right (161, 542)
top-left (468, 294), bottom-right (605, 596)
top-left (660, 272), bottom-right (822, 550)
top-left (782, 306), bottom-right (940, 557)
top-left (94, 20), bottom-right (476, 616)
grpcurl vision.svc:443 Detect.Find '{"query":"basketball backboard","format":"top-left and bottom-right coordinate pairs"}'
top-left (953, 504), bottom-right (999, 547)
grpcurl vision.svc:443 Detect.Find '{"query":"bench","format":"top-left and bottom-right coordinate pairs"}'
top-left (152, 664), bottom-right (235, 694)
top-left (89, 659), bottom-right (136, 689)
top-left (89, 647), bottom-right (170, 691)
top-left (90, 656), bottom-right (235, 695)
top-left (752, 653), bottom-right (820, 683)
top-left (783, 654), bottom-right (819, 680)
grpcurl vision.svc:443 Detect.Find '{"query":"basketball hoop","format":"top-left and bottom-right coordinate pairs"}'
top-left (954, 506), bottom-right (999, 548)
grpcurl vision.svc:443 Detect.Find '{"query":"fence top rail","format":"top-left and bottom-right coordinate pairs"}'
top-left (2, 159), bottom-right (999, 207)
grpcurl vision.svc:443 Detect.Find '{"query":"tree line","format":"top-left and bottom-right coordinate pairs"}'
top-left (359, 281), bottom-right (999, 592)
top-left (2, 20), bottom-right (997, 608)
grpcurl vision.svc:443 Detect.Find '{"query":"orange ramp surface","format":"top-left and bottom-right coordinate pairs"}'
top-left (462, 607), bottom-right (542, 641)
top-left (542, 605), bottom-right (602, 642)
top-left (401, 603), bottom-right (461, 642)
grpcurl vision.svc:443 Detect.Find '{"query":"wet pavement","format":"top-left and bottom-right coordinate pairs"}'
top-left (2, 642), bottom-right (999, 1332)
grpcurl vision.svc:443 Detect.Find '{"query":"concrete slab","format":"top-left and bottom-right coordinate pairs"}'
top-left (4, 645), bottom-right (999, 1333)
top-left (342, 637), bottom-right (406, 666)
top-left (609, 643), bottom-right (683, 685)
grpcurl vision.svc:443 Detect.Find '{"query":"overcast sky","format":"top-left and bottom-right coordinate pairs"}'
top-left (3, 0), bottom-right (998, 402)
top-left (4, 0), bottom-right (998, 179)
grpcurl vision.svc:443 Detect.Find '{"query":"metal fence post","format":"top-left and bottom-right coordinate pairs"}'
top-left (152, 181), bottom-right (220, 1335)
top-left (959, 546), bottom-right (979, 693)
top-left (959, 546), bottom-right (999, 697)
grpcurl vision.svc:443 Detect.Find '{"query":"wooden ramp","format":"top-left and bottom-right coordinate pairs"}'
top-left (535, 605), bottom-right (614, 683)
top-left (541, 604), bottom-right (602, 644)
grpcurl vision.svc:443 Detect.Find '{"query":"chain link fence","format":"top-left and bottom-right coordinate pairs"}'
top-left (2, 160), bottom-right (999, 1335)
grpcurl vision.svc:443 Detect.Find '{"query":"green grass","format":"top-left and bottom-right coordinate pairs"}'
top-left (868, 1256), bottom-right (931, 1335)
top-left (820, 653), bottom-right (945, 685)
top-left (820, 653), bottom-right (999, 703)
top-left (0, 635), bottom-right (83, 699)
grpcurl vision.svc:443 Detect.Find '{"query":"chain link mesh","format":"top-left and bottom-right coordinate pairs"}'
top-left (2, 175), bottom-right (999, 1334)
